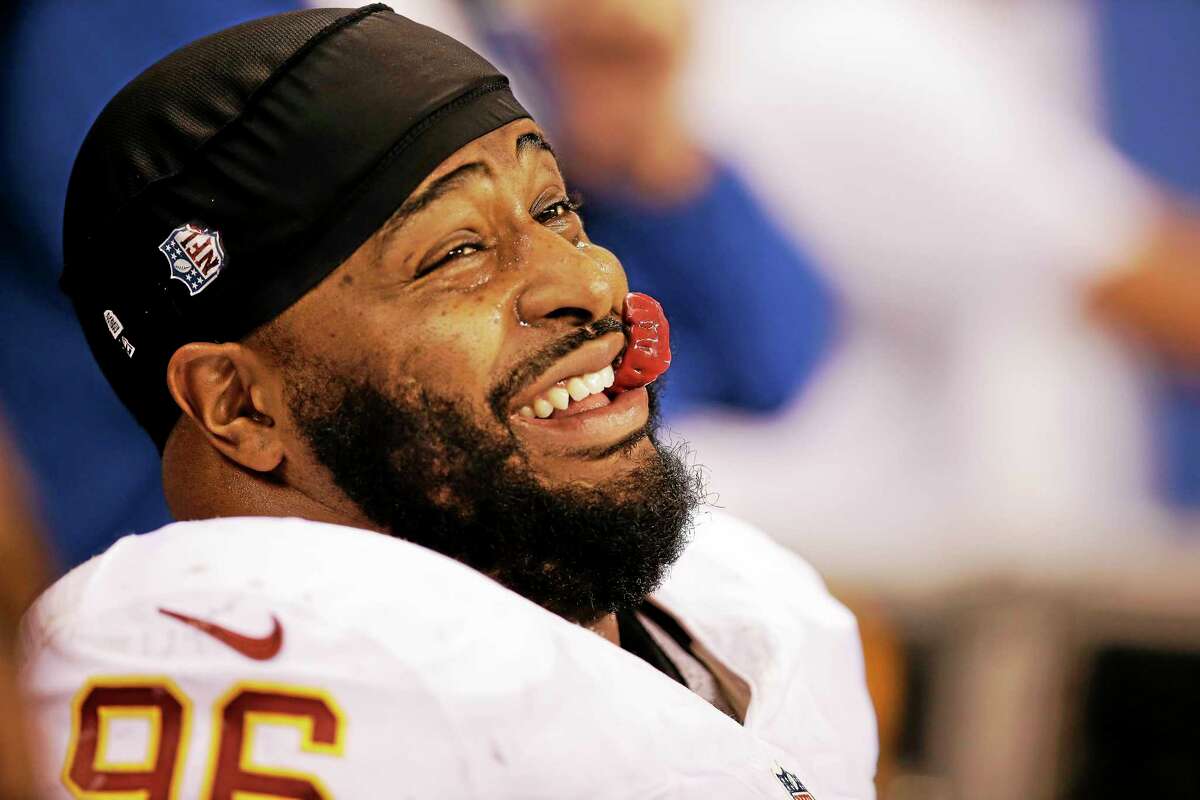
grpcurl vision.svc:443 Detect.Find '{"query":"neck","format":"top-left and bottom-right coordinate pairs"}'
top-left (162, 420), bottom-right (376, 530)
top-left (587, 613), bottom-right (620, 646)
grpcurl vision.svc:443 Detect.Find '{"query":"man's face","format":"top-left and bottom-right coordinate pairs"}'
top-left (261, 119), bottom-right (703, 621)
top-left (279, 118), bottom-right (651, 483)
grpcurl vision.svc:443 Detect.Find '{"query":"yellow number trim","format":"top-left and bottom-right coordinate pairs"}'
top-left (95, 705), bottom-right (163, 772)
top-left (61, 675), bottom-right (192, 800)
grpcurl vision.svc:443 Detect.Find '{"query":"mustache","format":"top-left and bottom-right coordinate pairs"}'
top-left (488, 315), bottom-right (624, 420)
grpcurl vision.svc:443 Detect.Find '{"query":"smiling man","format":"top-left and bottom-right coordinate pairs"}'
top-left (19, 5), bottom-right (876, 798)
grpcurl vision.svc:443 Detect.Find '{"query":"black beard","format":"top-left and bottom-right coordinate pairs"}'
top-left (286, 367), bottom-right (705, 624)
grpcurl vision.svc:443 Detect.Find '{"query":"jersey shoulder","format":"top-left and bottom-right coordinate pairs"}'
top-left (656, 510), bottom-right (879, 800)
top-left (21, 516), bottom-right (808, 799)
top-left (663, 508), bottom-right (857, 633)
top-left (22, 515), bottom-right (576, 691)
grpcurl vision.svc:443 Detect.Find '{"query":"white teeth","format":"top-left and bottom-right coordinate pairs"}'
top-left (519, 362), bottom-right (620, 419)
top-left (566, 376), bottom-right (590, 401)
top-left (547, 386), bottom-right (571, 411)
top-left (582, 371), bottom-right (605, 394)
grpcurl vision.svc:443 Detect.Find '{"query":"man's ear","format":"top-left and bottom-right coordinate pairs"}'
top-left (165, 342), bottom-right (285, 472)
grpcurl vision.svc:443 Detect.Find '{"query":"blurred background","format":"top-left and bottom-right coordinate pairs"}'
top-left (4, 1), bottom-right (1200, 797)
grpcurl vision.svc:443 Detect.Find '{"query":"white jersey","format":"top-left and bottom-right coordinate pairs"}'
top-left (20, 511), bottom-right (876, 799)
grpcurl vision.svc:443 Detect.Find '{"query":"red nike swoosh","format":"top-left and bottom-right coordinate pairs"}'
top-left (159, 608), bottom-right (284, 661)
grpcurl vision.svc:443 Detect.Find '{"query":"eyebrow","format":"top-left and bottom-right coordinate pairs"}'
top-left (378, 131), bottom-right (558, 243)
top-left (380, 161), bottom-right (492, 241)
top-left (515, 131), bottom-right (556, 158)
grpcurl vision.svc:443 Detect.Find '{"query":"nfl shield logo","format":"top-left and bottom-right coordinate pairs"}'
top-left (159, 223), bottom-right (226, 296)
top-left (774, 764), bottom-right (815, 800)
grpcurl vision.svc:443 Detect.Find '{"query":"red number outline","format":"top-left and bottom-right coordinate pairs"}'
top-left (202, 681), bottom-right (346, 800)
top-left (61, 676), bottom-right (192, 800)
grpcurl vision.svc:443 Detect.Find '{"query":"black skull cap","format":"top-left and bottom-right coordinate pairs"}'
top-left (61, 4), bottom-right (529, 449)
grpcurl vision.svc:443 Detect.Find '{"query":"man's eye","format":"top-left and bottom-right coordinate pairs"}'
top-left (445, 243), bottom-right (481, 260)
top-left (417, 242), bottom-right (483, 277)
top-left (535, 198), bottom-right (581, 224)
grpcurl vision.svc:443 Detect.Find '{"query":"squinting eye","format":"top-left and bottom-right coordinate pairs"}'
top-left (445, 243), bottom-right (481, 259)
top-left (416, 242), bottom-right (484, 278)
top-left (536, 198), bottom-right (580, 224)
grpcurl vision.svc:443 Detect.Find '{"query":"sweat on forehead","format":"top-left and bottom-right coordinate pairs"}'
top-left (59, 3), bottom-right (530, 449)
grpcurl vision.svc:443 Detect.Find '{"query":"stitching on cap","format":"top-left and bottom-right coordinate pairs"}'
top-left (314, 78), bottom-right (513, 229)
top-left (228, 80), bottom-right (520, 335)
top-left (102, 3), bottom-right (390, 224)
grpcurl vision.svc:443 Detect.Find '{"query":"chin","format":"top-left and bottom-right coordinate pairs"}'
top-left (529, 427), bottom-right (658, 485)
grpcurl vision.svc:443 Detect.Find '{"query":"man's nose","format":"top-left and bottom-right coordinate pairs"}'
top-left (514, 233), bottom-right (629, 327)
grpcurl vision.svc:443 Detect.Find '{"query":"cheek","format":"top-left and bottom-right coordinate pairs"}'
top-left (369, 296), bottom-right (509, 402)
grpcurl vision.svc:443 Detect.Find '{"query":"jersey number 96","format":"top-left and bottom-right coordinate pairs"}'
top-left (62, 677), bottom-right (344, 800)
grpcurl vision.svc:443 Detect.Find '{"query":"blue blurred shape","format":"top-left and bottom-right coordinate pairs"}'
top-left (0, 0), bottom-right (298, 569)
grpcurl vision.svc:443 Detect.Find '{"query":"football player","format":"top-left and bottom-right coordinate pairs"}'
top-left (21, 5), bottom-right (876, 798)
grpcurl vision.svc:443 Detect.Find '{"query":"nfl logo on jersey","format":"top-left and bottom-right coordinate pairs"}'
top-left (774, 764), bottom-right (815, 799)
top-left (159, 223), bottom-right (226, 295)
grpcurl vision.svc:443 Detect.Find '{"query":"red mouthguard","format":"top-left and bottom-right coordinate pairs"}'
top-left (610, 292), bottom-right (671, 393)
